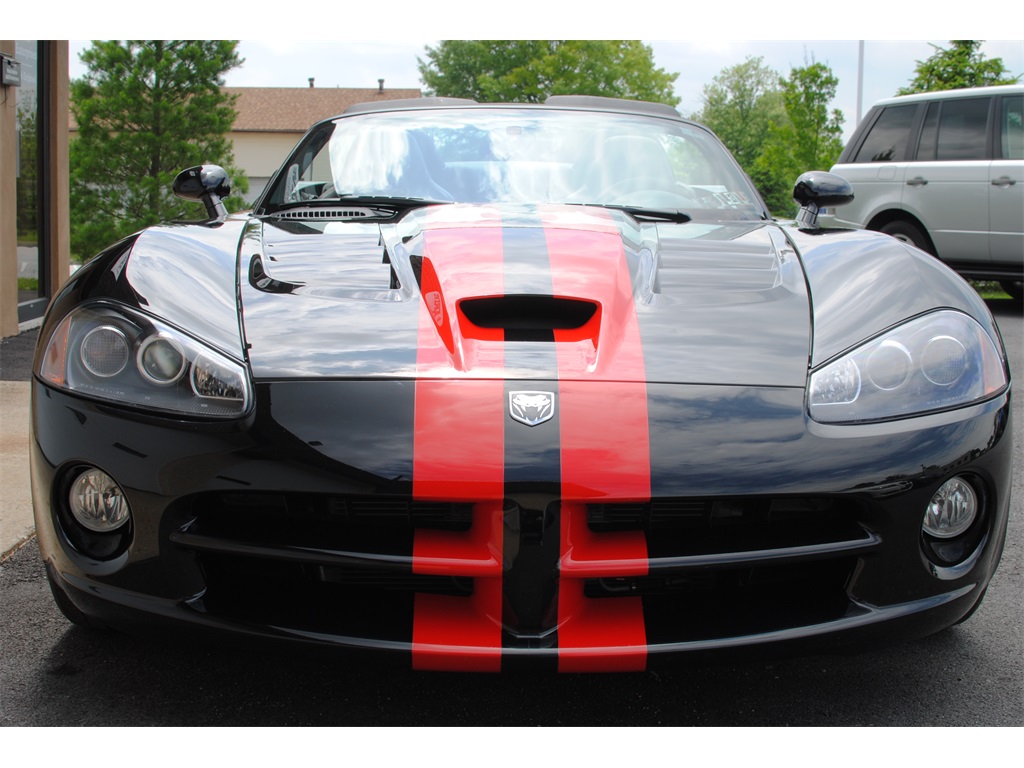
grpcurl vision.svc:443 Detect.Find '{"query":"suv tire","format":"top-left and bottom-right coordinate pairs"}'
top-left (879, 220), bottom-right (933, 254)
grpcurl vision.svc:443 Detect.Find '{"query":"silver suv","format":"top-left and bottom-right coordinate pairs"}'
top-left (821, 85), bottom-right (1023, 300)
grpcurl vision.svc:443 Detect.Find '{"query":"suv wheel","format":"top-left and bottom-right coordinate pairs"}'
top-left (879, 220), bottom-right (934, 254)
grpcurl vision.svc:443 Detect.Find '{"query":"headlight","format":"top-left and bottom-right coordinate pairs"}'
top-left (809, 310), bottom-right (1007, 424)
top-left (39, 302), bottom-right (250, 418)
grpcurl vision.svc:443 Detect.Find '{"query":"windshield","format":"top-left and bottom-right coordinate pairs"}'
top-left (259, 107), bottom-right (765, 221)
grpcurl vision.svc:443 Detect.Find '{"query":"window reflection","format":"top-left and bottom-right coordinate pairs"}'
top-left (265, 109), bottom-right (763, 221)
top-left (1001, 95), bottom-right (1023, 160)
top-left (854, 105), bottom-right (917, 163)
top-left (15, 41), bottom-right (40, 309)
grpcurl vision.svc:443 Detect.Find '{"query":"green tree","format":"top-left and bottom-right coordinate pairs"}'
top-left (779, 61), bottom-right (845, 172)
top-left (898, 40), bottom-right (1019, 95)
top-left (753, 61), bottom-right (845, 216)
top-left (692, 56), bottom-right (787, 170)
top-left (418, 41), bottom-right (679, 106)
top-left (70, 40), bottom-right (247, 260)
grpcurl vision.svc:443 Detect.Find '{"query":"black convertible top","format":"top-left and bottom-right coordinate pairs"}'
top-left (341, 94), bottom-right (682, 119)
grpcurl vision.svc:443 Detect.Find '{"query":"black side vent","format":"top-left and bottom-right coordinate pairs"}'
top-left (459, 295), bottom-right (598, 341)
top-left (272, 207), bottom-right (382, 220)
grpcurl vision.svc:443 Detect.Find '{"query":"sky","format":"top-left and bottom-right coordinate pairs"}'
top-left (128, 39), bottom-right (1019, 139)
top-left (12, 3), bottom-right (1024, 144)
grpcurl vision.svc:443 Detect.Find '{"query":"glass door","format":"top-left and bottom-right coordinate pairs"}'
top-left (15, 40), bottom-right (50, 324)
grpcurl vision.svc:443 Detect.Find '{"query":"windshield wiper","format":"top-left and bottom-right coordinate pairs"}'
top-left (566, 203), bottom-right (691, 223)
top-left (609, 205), bottom-right (691, 223)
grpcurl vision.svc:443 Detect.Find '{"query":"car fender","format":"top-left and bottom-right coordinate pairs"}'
top-left (38, 217), bottom-right (250, 367)
top-left (783, 224), bottom-right (1003, 368)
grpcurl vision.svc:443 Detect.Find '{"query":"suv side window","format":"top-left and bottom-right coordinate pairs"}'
top-left (853, 104), bottom-right (918, 162)
top-left (1001, 95), bottom-right (1023, 159)
top-left (918, 97), bottom-right (990, 161)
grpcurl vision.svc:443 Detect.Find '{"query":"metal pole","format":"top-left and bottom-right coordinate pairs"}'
top-left (857, 41), bottom-right (865, 125)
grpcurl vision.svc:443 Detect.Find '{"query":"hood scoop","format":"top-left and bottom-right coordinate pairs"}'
top-left (459, 296), bottom-right (599, 342)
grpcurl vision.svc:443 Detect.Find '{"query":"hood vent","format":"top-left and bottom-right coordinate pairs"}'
top-left (459, 295), bottom-right (598, 342)
top-left (272, 206), bottom-right (383, 221)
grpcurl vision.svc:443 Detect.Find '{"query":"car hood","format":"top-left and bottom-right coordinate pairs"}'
top-left (238, 204), bottom-right (812, 387)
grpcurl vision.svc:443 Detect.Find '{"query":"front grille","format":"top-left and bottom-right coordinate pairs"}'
top-left (587, 496), bottom-right (873, 560)
top-left (170, 491), bottom-right (876, 644)
top-left (574, 495), bottom-right (874, 635)
top-left (192, 492), bottom-right (471, 542)
top-left (589, 495), bottom-right (868, 548)
top-left (589, 496), bottom-right (844, 530)
top-left (173, 492), bottom-right (475, 594)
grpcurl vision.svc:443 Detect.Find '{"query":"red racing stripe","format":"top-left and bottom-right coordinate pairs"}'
top-left (411, 499), bottom-right (504, 672)
top-left (412, 208), bottom-right (505, 672)
top-left (541, 206), bottom-right (651, 673)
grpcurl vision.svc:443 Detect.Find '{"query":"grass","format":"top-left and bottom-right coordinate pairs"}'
top-left (971, 281), bottom-right (1013, 300)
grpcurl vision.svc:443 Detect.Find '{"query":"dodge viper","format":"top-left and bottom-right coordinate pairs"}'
top-left (31, 96), bottom-right (1012, 672)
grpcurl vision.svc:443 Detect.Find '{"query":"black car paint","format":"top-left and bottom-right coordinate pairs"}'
top-left (31, 205), bottom-right (1012, 663)
top-left (31, 371), bottom-right (1012, 658)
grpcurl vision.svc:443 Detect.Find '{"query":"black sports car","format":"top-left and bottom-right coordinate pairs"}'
top-left (32, 96), bottom-right (1012, 672)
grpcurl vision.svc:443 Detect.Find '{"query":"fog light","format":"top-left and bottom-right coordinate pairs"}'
top-left (923, 477), bottom-right (977, 539)
top-left (69, 468), bottom-right (130, 532)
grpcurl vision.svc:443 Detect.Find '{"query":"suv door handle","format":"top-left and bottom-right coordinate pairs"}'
top-left (991, 176), bottom-right (1017, 187)
top-left (906, 177), bottom-right (928, 187)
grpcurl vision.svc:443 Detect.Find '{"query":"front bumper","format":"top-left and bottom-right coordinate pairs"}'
top-left (32, 379), bottom-right (1013, 671)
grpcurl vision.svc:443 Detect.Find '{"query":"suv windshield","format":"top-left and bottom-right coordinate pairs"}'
top-left (259, 107), bottom-right (765, 221)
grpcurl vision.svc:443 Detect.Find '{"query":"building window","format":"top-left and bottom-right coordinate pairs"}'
top-left (14, 40), bottom-right (60, 324)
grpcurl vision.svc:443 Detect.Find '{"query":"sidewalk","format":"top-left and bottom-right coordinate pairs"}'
top-left (1, 381), bottom-right (32, 557)
top-left (0, 325), bottom-right (39, 558)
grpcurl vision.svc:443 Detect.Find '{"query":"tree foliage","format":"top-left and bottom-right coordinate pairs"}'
top-left (418, 41), bottom-right (679, 106)
top-left (692, 57), bottom-right (786, 170)
top-left (696, 56), bottom-right (844, 216)
top-left (70, 40), bottom-right (247, 260)
top-left (898, 40), bottom-right (1019, 95)
top-left (753, 61), bottom-right (845, 215)
top-left (780, 62), bottom-right (845, 171)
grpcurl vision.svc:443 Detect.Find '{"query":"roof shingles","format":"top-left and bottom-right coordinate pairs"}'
top-left (225, 86), bottom-right (422, 132)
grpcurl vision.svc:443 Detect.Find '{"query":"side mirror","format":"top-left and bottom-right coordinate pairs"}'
top-left (792, 171), bottom-right (853, 230)
top-left (173, 165), bottom-right (231, 220)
